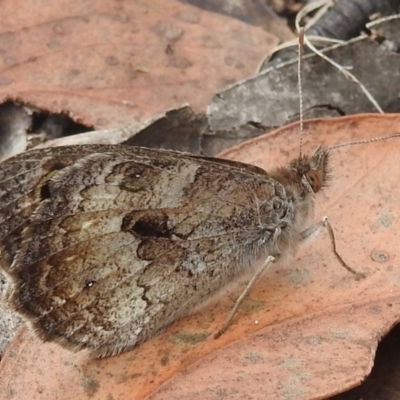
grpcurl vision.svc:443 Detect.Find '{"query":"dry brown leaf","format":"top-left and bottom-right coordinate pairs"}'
top-left (330, 323), bottom-right (400, 399)
top-left (0, 0), bottom-right (277, 128)
top-left (1, 113), bottom-right (400, 400)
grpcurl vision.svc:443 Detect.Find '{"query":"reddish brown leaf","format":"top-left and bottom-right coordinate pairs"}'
top-left (1, 114), bottom-right (400, 400)
top-left (0, 0), bottom-right (277, 128)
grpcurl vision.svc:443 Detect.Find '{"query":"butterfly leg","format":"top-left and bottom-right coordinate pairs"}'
top-left (301, 216), bottom-right (366, 279)
top-left (215, 255), bottom-right (275, 339)
top-left (215, 217), bottom-right (365, 340)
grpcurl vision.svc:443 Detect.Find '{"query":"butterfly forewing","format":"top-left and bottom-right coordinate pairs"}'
top-left (2, 145), bottom-right (289, 357)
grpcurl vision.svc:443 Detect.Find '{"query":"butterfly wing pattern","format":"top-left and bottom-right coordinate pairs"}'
top-left (0, 145), bottom-right (327, 357)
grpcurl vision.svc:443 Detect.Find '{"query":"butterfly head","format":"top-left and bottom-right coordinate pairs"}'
top-left (288, 146), bottom-right (330, 195)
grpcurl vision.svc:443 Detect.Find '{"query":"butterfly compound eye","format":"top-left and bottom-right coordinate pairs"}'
top-left (305, 170), bottom-right (323, 193)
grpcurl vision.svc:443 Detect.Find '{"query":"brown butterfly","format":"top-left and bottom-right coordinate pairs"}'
top-left (0, 143), bottom-right (333, 357)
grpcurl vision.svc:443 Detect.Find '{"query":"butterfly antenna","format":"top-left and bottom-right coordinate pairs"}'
top-left (328, 132), bottom-right (400, 151)
top-left (298, 28), bottom-right (305, 158)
